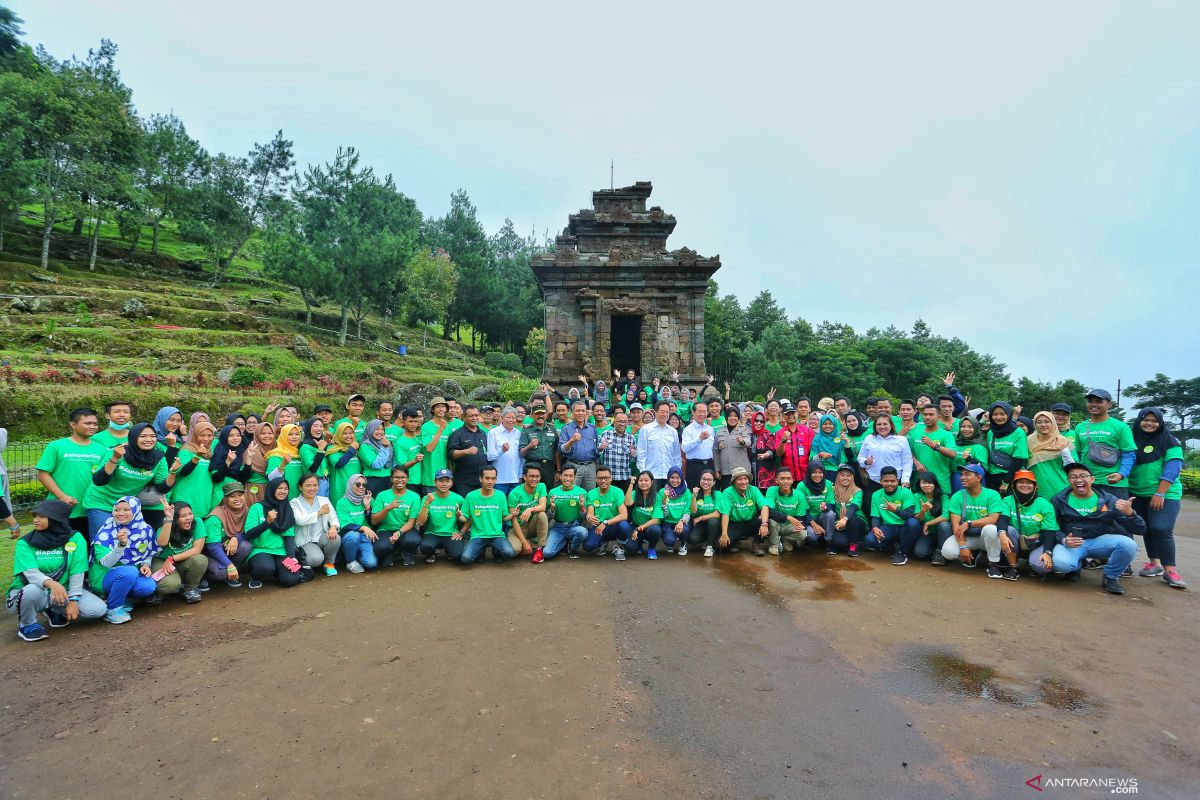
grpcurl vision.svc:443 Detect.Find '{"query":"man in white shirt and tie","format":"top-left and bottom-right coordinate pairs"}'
top-left (636, 400), bottom-right (681, 494)
top-left (681, 404), bottom-right (715, 489)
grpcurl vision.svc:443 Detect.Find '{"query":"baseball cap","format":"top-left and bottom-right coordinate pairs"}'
top-left (629, 403), bottom-right (643, 411)
top-left (957, 463), bottom-right (986, 479)
top-left (532, 407), bottom-right (547, 415)
top-left (781, 402), bottom-right (797, 413)
top-left (1085, 388), bottom-right (1112, 402)
top-left (222, 481), bottom-right (246, 496)
top-left (836, 463), bottom-right (856, 474)
top-left (429, 396), bottom-right (448, 409)
top-left (312, 404), bottom-right (332, 414)
top-left (434, 468), bottom-right (453, 480)
top-left (1050, 403), bottom-right (1072, 414)
top-left (346, 393), bottom-right (366, 404)
top-left (1065, 462), bottom-right (1092, 475)
top-left (1012, 469), bottom-right (1037, 483)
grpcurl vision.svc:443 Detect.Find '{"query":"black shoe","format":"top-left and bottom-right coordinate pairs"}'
top-left (182, 588), bottom-right (202, 604)
top-left (46, 608), bottom-right (70, 628)
top-left (380, 557), bottom-right (395, 568)
top-left (1120, 566), bottom-right (1133, 578)
top-left (143, 594), bottom-right (162, 607)
top-left (1064, 570), bottom-right (1082, 582)
top-left (960, 551), bottom-right (977, 569)
top-left (1082, 558), bottom-right (1104, 570)
top-left (986, 563), bottom-right (1004, 579)
top-left (1003, 567), bottom-right (1019, 582)
top-left (401, 553), bottom-right (415, 566)
top-left (891, 551), bottom-right (908, 566)
top-left (1102, 576), bottom-right (1125, 595)
top-left (198, 578), bottom-right (211, 593)
top-left (931, 552), bottom-right (947, 566)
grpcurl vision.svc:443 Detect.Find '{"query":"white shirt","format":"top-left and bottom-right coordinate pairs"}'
top-left (681, 420), bottom-right (715, 460)
top-left (486, 424), bottom-right (524, 484)
top-left (858, 434), bottom-right (914, 484)
top-left (637, 422), bottom-right (682, 479)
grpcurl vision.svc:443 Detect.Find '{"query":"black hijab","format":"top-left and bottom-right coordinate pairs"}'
top-left (210, 425), bottom-right (244, 473)
top-left (124, 422), bottom-right (165, 471)
top-left (987, 402), bottom-right (1017, 438)
top-left (262, 477), bottom-right (295, 532)
top-left (1132, 408), bottom-right (1180, 465)
top-left (300, 417), bottom-right (323, 450)
top-left (804, 461), bottom-right (827, 495)
top-left (24, 499), bottom-right (75, 549)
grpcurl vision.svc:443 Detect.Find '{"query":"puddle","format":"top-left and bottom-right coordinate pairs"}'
top-left (703, 558), bottom-right (788, 608)
top-left (772, 554), bottom-right (872, 601)
top-left (896, 647), bottom-right (1099, 715)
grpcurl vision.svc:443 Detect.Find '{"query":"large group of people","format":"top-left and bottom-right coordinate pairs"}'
top-left (5, 368), bottom-right (1188, 643)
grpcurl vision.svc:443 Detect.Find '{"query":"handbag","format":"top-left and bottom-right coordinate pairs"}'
top-left (1082, 422), bottom-right (1120, 468)
top-left (988, 433), bottom-right (1017, 471)
top-left (137, 487), bottom-right (166, 507)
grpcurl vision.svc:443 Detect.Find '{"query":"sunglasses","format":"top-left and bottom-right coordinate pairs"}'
top-left (353, 482), bottom-right (367, 488)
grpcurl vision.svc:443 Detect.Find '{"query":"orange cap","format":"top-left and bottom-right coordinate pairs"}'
top-left (1013, 469), bottom-right (1036, 483)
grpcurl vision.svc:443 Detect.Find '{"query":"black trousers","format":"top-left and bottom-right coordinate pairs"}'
top-left (685, 458), bottom-right (714, 491)
top-left (248, 553), bottom-right (302, 587)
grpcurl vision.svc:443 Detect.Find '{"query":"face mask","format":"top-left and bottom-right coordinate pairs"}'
top-left (108, 421), bottom-right (132, 431)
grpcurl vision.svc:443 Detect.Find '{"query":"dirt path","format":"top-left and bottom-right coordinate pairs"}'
top-left (2, 502), bottom-right (1198, 799)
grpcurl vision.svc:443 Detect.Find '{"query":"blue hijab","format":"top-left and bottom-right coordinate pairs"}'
top-left (810, 414), bottom-right (844, 469)
top-left (93, 496), bottom-right (160, 565)
top-left (152, 406), bottom-right (183, 445)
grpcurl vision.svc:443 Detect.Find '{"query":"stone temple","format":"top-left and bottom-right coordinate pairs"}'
top-left (532, 182), bottom-right (721, 385)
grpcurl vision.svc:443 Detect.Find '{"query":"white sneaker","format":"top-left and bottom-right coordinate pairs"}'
top-left (767, 545), bottom-right (780, 556)
top-left (677, 544), bottom-right (688, 556)
top-left (612, 546), bottom-right (626, 562)
top-left (704, 546), bottom-right (715, 557)
top-left (346, 560), bottom-right (365, 574)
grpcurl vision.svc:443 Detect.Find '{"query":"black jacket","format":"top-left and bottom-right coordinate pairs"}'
top-left (446, 425), bottom-right (488, 484)
top-left (1050, 487), bottom-right (1145, 545)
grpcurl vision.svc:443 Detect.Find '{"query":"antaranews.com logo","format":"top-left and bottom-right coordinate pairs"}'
top-left (1026, 774), bottom-right (1139, 794)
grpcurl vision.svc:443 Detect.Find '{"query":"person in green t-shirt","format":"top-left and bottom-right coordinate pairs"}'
top-left (82, 423), bottom-right (177, 539)
top-left (941, 463), bottom-right (1010, 576)
top-left (265, 423), bottom-right (304, 501)
top-left (419, 398), bottom-right (453, 490)
top-left (765, 466), bottom-right (806, 554)
top-left (415, 469), bottom-right (466, 563)
top-left (394, 408), bottom-right (426, 488)
top-left (171, 419), bottom-right (218, 519)
top-left (912, 471), bottom-right (952, 564)
top-left (369, 467), bottom-right (421, 566)
top-left (1075, 389), bottom-right (1137, 498)
top-left (583, 466), bottom-right (631, 558)
top-left (151, 502), bottom-right (209, 602)
top-left (334, 473), bottom-right (382, 573)
top-left (717, 467), bottom-right (771, 555)
top-left (507, 464), bottom-right (548, 555)
top-left (244, 478), bottom-right (303, 589)
top-left (949, 416), bottom-right (989, 491)
top-left (690, 469), bottom-right (723, 556)
top-left (7, 499), bottom-right (105, 641)
top-left (652, 466), bottom-right (692, 556)
top-left (830, 464), bottom-right (865, 556)
top-left (92, 400), bottom-right (133, 451)
top-left (1127, 408), bottom-right (1186, 588)
top-left (325, 421), bottom-right (361, 504)
top-left (984, 402), bottom-right (1029, 493)
top-left (297, 418), bottom-right (330, 495)
top-left (1026, 411), bottom-right (1077, 500)
top-left (460, 467), bottom-right (516, 564)
top-left (910, 406), bottom-right (957, 495)
top-left (539, 465), bottom-right (589, 561)
top-left (624, 470), bottom-right (663, 559)
top-left (36, 407), bottom-right (108, 529)
top-left (1003, 470), bottom-right (1059, 581)
top-left (796, 462), bottom-right (837, 553)
top-left (865, 466), bottom-right (920, 565)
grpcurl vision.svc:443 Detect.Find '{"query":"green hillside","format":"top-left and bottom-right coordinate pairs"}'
top-left (0, 213), bottom-right (522, 441)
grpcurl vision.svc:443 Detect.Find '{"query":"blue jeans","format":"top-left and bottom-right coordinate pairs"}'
top-left (87, 508), bottom-right (113, 542)
top-left (865, 518), bottom-right (921, 554)
top-left (495, 483), bottom-right (517, 496)
top-left (543, 522), bottom-right (588, 559)
top-left (461, 535), bottom-right (516, 564)
top-left (340, 530), bottom-right (379, 569)
top-left (583, 520), bottom-right (632, 552)
top-left (317, 477), bottom-right (329, 497)
top-left (101, 565), bottom-right (157, 610)
top-left (1050, 534), bottom-right (1138, 579)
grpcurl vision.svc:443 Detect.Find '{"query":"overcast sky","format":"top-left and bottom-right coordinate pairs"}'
top-left (15, 0), bottom-right (1198, 398)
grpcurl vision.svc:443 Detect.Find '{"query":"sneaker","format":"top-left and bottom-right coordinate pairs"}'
top-left (1163, 568), bottom-right (1188, 589)
top-left (17, 622), bottom-right (49, 641)
top-left (931, 552), bottom-right (947, 566)
top-left (568, 549), bottom-right (580, 560)
top-left (121, 603), bottom-right (134, 613)
top-left (346, 560), bottom-right (365, 574)
top-left (728, 545), bottom-right (740, 553)
top-left (224, 578), bottom-right (243, 588)
top-left (703, 545), bottom-right (715, 557)
top-left (1120, 566), bottom-right (1134, 578)
top-left (677, 544), bottom-right (688, 556)
top-left (960, 550), bottom-right (977, 569)
top-left (103, 609), bottom-right (131, 625)
top-left (848, 543), bottom-right (859, 558)
top-left (198, 578), bottom-right (211, 593)
top-left (891, 551), bottom-right (908, 566)
top-left (1102, 576), bottom-right (1125, 595)
top-left (986, 563), bottom-right (1004, 579)
top-left (1003, 567), bottom-right (1019, 582)
top-left (647, 549), bottom-right (658, 560)
top-left (46, 608), bottom-right (69, 628)
top-left (532, 547), bottom-right (545, 564)
top-left (247, 577), bottom-right (263, 590)
top-left (613, 546), bottom-right (626, 562)
top-left (1139, 562), bottom-right (1164, 577)
top-left (826, 547), bottom-right (837, 555)
top-left (401, 553), bottom-right (415, 566)
top-left (324, 565), bottom-right (338, 576)
top-left (143, 594), bottom-right (162, 607)
top-left (782, 540), bottom-right (794, 552)
top-left (767, 545), bottom-right (780, 556)
top-left (380, 557), bottom-right (395, 568)
top-left (424, 554), bottom-right (437, 564)
top-left (182, 588), bottom-right (202, 604)
top-left (1064, 570), bottom-right (1082, 582)
top-left (1082, 558), bottom-right (1104, 570)
top-left (752, 545), bottom-right (766, 557)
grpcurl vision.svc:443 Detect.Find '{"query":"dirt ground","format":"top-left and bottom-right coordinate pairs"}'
top-left (2, 503), bottom-right (1198, 799)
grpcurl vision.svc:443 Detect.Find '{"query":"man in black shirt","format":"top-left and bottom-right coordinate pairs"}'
top-left (447, 404), bottom-right (489, 496)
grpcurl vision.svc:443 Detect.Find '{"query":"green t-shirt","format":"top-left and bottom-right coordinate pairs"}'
top-left (357, 441), bottom-right (392, 479)
top-left (718, 485), bottom-right (768, 522)
top-left (909, 427), bottom-right (956, 492)
top-left (655, 488), bottom-right (691, 525)
top-left (765, 486), bottom-right (805, 520)
top-left (171, 450), bottom-right (215, 518)
top-left (676, 401), bottom-right (694, 421)
top-left (693, 490), bottom-right (720, 517)
top-left (508, 483), bottom-right (548, 515)
top-left (8, 533), bottom-right (88, 595)
top-left (419, 420), bottom-right (452, 485)
top-left (461, 489), bottom-right (507, 538)
top-left (266, 455), bottom-right (303, 500)
top-left (326, 448), bottom-right (360, 504)
top-left (765, 422), bottom-right (783, 433)
top-left (1074, 418), bottom-right (1136, 487)
top-left (549, 485), bottom-right (588, 524)
top-left (334, 417), bottom-right (367, 441)
top-left (245, 503), bottom-right (293, 558)
top-left (870, 486), bottom-right (916, 525)
top-left (334, 497), bottom-right (367, 530)
top-left (159, 527), bottom-right (204, 559)
top-left (82, 456), bottom-right (170, 513)
top-left (952, 443), bottom-right (990, 472)
top-left (371, 489), bottom-right (421, 531)
top-left (394, 433), bottom-right (425, 486)
top-left (203, 513), bottom-right (234, 545)
top-left (298, 443), bottom-right (329, 479)
top-left (796, 480), bottom-right (834, 516)
top-left (629, 496), bottom-right (658, 526)
top-left (1066, 492), bottom-right (1101, 516)
top-left (92, 429), bottom-right (130, 451)
top-left (1030, 456), bottom-right (1072, 500)
top-left (947, 487), bottom-right (1005, 523)
top-left (422, 492), bottom-right (464, 536)
top-left (1003, 495), bottom-right (1059, 540)
top-left (986, 428), bottom-right (1030, 475)
top-left (1129, 444), bottom-right (1183, 500)
top-left (383, 424), bottom-right (403, 447)
top-left (940, 417), bottom-right (963, 435)
top-left (587, 486), bottom-right (626, 523)
top-left (35, 437), bottom-right (109, 518)
top-left (832, 488), bottom-right (866, 522)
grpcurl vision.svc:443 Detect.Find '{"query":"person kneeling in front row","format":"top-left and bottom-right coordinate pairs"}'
top-left (1045, 462), bottom-right (1143, 595)
top-left (460, 467), bottom-right (517, 564)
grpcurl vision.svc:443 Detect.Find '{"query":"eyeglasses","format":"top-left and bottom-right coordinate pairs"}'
top-left (353, 482), bottom-right (367, 488)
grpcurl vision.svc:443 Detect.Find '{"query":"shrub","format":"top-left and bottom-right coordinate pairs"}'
top-left (521, 364), bottom-right (541, 379)
top-left (1182, 469), bottom-right (1200, 498)
top-left (229, 367), bottom-right (267, 388)
top-left (483, 351), bottom-right (522, 374)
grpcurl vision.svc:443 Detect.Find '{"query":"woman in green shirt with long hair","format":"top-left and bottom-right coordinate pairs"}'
top-left (1128, 408), bottom-right (1187, 589)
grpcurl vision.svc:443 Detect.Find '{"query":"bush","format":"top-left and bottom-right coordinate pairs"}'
top-left (498, 377), bottom-right (539, 405)
top-left (229, 367), bottom-right (267, 388)
top-left (522, 364), bottom-right (541, 379)
top-left (1182, 469), bottom-right (1200, 498)
top-left (483, 350), bottom-right (522, 374)
top-left (10, 480), bottom-right (44, 508)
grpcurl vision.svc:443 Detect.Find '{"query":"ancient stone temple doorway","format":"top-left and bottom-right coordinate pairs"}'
top-left (609, 314), bottom-right (642, 377)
